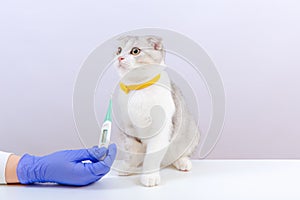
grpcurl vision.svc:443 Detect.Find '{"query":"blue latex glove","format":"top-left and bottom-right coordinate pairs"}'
top-left (17, 144), bottom-right (117, 186)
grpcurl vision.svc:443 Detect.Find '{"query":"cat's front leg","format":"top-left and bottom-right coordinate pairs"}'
top-left (140, 124), bottom-right (171, 187)
top-left (118, 129), bottom-right (145, 176)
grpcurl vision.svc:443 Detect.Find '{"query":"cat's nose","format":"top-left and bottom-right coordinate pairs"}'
top-left (118, 57), bottom-right (124, 62)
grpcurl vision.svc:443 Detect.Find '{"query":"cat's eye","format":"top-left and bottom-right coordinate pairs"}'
top-left (130, 47), bottom-right (141, 55)
top-left (116, 47), bottom-right (122, 55)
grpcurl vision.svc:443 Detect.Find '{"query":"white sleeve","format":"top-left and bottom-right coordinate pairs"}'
top-left (0, 151), bottom-right (12, 184)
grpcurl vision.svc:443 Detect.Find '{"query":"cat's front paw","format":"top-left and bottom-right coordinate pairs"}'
top-left (140, 172), bottom-right (161, 187)
top-left (173, 157), bottom-right (192, 171)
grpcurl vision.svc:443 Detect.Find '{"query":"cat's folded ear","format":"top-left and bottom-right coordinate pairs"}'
top-left (146, 36), bottom-right (163, 50)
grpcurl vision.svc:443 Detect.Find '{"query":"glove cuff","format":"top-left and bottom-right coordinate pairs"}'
top-left (17, 154), bottom-right (39, 184)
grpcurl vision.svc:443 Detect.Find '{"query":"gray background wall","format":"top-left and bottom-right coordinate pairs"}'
top-left (0, 0), bottom-right (299, 158)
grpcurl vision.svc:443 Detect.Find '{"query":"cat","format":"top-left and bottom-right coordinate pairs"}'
top-left (114, 35), bottom-right (200, 187)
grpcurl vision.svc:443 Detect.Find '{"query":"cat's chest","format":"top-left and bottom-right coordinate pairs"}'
top-left (119, 84), bottom-right (168, 111)
top-left (118, 84), bottom-right (173, 128)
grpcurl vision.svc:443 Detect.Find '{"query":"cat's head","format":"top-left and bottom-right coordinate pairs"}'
top-left (114, 35), bottom-right (165, 77)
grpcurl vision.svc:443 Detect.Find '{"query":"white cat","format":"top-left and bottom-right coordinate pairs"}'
top-left (114, 35), bottom-right (200, 187)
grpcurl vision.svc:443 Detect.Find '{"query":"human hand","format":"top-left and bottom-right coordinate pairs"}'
top-left (16, 144), bottom-right (117, 186)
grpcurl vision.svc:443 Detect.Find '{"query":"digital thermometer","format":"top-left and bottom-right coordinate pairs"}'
top-left (98, 98), bottom-right (112, 148)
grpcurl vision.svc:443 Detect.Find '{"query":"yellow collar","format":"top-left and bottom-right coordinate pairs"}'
top-left (120, 74), bottom-right (161, 94)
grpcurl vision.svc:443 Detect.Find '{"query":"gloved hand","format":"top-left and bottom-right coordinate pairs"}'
top-left (16, 144), bottom-right (117, 186)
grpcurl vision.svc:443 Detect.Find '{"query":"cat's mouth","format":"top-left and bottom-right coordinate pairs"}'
top-left (118, 64), bottom-right (126, 69)
top-left (118, 62), bottom-right (129, 70)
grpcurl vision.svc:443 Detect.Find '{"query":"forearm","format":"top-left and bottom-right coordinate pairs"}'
top-left (5, 155), bottom-right (20, 183)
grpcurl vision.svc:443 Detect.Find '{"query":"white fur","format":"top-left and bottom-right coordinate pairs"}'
top-left (114, 35), bottom-right (200, 187)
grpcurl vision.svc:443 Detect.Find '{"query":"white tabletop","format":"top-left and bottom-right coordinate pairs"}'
top-left (1, 160), bottom-right (300, 200)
